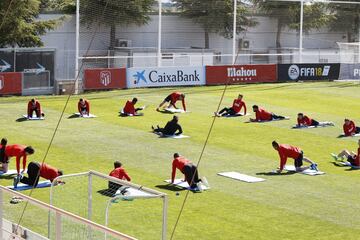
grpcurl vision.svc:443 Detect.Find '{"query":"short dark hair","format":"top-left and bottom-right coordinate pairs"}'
top-left (132, 97), bottom-right (138, 103)
top-left (173, 116), bottom-right (179, 122)
top-left (181, 94), bottom-right (185, 98)
top-left (252, 105), bottom-right (258, 109)
top-left (238, 94), bottom-right (243, 98)
top-left (1, 138), bottom-right (7, 146)
top-left (58, 170), bottom-right (63, 176)
top-left (298, 113), bottom-right (303, 116)
top-left (79, 98), bottom-right (83, 102)
top-left (272, 141), bottom-right (279, 147)
top-left (114, 161), bottom-right (122, 168)
top-left (174, 153), bottom-right (180, 158)
top-left (31, 99), bottom-right (35, 103)
top-left (25, 146), bottom-right (34, 154)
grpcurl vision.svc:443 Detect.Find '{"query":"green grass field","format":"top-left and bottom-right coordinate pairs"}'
top-left (1, 82), bottom-right (360, 240)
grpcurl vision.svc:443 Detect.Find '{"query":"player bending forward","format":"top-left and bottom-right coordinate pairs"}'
top-left (0, 141), bottom-right (34, 174)
top-left (157, 92), bottom-right (186, 112)
top-left (272, 141), bottom-right (318, 173)
top-left (27, 98), bottom-right (44, 118)
top-left (108, 161), bottom-right (131, 194)
top-left (331, 139), bottom-right (360, 167)
top-left (171, 153), bottom-right (203, 190)
top-left (78, 98), bottom-right (90, 116)
top-left (215, 94), bottom-right (247, 117)
top-left (343, 118), bottom-right (360, 136)
top-left (122, 98), bottom-right (144, 116)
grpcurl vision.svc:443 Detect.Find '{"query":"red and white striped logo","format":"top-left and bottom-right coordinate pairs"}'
top-left (100, 71), bottom-right (111, 86)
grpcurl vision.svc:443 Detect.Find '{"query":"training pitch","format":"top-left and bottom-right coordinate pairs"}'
top-left (0, 82), bottom-right (360, 239)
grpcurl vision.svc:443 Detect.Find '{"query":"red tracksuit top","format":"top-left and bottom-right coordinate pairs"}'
top-left (232, 99), bottom-right (246, 114)
top-left (277, 144), bottom-right (302, 171)
top-left (297, 116), bottom-right (312, 126)
top-left (109, 167), bottom-right (131, 181)
top-left (40, 163), bottom-right (60, 182)
top-left (123, 100), bottom-right (135, 115)
top-left (255, 107), bottom-right (272, 121)
top-left (78, 100), bottom-right (90, 114)
top-left (170, 92), bottom-right (186, 111)
top-left (343, 121), bottom-right (356, 136)
top-left (171, 157), bottom-right (190, 182)
top-left (353, 148), bottom-right (360, 167)
top-left (4, 144), bottom-right (27, 173)
top-left (27, 101), bottom-right (41, 115)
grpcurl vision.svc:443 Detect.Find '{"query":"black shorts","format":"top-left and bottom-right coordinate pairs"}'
top-left (164, 95), bottom-right (172, 102)
top-left (347, 155), bottom-right (356, 165)
top-left (311, 119), bottom-right (319, 126)
top-left (294, 151), bottom-right (304, 168)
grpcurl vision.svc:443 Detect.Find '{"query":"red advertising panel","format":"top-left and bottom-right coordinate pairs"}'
top-left (206, 64), bottom-right (277, 85)
top-left (84, 68), bottom-right (126, 90)
top-left (0, 72), bottom-right (22, 95)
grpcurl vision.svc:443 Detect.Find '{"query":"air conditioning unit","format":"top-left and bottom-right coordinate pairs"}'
top-left (115, 39), bottom-right (132, 48)
top-left (238, 39), bottom-right (251, 49)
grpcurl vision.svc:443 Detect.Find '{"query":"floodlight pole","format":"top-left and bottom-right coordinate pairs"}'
top-left (75, 0), bottom-right (80, 94)
top-left (232, 0), bottom-right (238, 64)
top-left (299, 0), bottom-right (304, 63)
top-left (157, 0), bottom-right (162, 67)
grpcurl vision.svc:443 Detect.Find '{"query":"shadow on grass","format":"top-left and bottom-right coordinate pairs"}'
top-left (155, 184), bottom-right (186, 192)
top-left (345, 167), bottom-right (360, 171)
top-left (97, 188), bottom-right (116, 197)
top-left (67, 114), bottom-right (80, 119)
top-left (157, 110), bottom-right (174, 114)
top-left (16, 117), bottom-right (28, 122)
top-left (0, 174), bottom-right (16, 179)
top-left (256, 171), bottom-right (296, 176)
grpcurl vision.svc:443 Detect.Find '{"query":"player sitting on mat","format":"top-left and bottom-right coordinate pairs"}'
top-left (27, 98), bottom-right (44, 118)
top-left (214, 94), bottom-right (247, 117)
top-left (122, 98), bottom-right (144, 116)
top-left (78, 98), bottom-right (90, 116)
top-left (331, 139), bottom-right (360, 167)
top-left (108, 161), bottom-right (131, 194)
top-left (157, 92), bottom-right (186, 112)
top-left (152, 116), bottom-right (183, 136)
top-left (14, 161), bottom-right (63, 188)
top-left (250, 105), bottom-right (285, 122)
top-left (171, 153), bottom-right (202, 190)
top-left (272, 141), bottom-right (318, 173)
top-left (343, 118), bottom-right (360, 136)
top-left (0, 142), bottom-right (34, 175)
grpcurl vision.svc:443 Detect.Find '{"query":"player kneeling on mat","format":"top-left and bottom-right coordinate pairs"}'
top-left (171, 153), bottom-right (203, 190)
top-left (272, 141), bottom-right (319, 173)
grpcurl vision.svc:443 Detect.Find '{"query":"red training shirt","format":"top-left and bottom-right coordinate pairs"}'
top-left (40, 163), bottom-right (60, 182)
top-left (27, 101), bottom-right (41, 115)
top-left (232, 99), bottom-right (246, 114)
top-left (277, 144), bottom-right (302, 171)
top-left (78, 100), bottom-right (90, 114)
top-left (109, 167), bottom-right (131, 181)
top-left (297, 116), bottom-right (312, 126)
top-left (4, 144), bottom-right (27, 173)
top-left (170, 92), bottom-right (186, 111)
top-left (255, 107), bottom-right (272, 121)
top-left (123, 100), bottom-right (135, 115)
top-left (171, 156), bottom-right (190, 182)
top-left (354, 148), bottom-right (360, 167)
top-left (343, 121), bottom-right (356, 136)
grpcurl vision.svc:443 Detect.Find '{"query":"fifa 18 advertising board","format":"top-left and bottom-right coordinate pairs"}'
top-left (278, 64), bottom-right (340, 81)
top-left (127, 66), bottom-right (205, 88)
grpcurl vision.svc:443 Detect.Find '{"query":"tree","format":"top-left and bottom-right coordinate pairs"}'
top-left (253, 0), bottom-right (332, 62)
top-left (40, 0), bottom-right (76, 14)
top-left (0, 0), bottom-right (61, 47)
top-left (327, 1), bottom-right (360, 42)
top-left (80, 0), bottom-right (154, 50)
top-left (174, 0), bottom-right (256, 49)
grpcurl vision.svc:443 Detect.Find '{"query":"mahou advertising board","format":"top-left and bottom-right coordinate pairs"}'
top-left (206, 64), bottom-right (277, 85)
top-left (84, 68), bottom-right (126, 90)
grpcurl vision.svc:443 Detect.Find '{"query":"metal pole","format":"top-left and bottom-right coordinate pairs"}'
top-left (232, 0), bottom-right (237, 64)
top-left (161, 196), bottom-right (168, 240)
top-left (157, 0), bottom-right (162, 67)
top-left (75, 0), bottom-right (80, 94)
top-left (55, 212), bottom-right (62, 240)
top-left (299, 0), bottom-right (304, 63)
top-left (0, 189), bottom-right (3, 240)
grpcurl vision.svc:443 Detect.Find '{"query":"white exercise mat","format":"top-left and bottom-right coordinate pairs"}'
top-left (0, 169), bottom-right (26, 176)
top-left (163, 108), bottom-right (188, 113)
top-left (119, 109), bottom-right (143, 117)
top-left (154, 132), bottom-right (189, 138)
top-left (115, 186), bottom-right (154, 198)
top-left (217, 172), bottom-right (265, 183)
top-left (292, 122), bottom-right (334, 129)
top-left (22, 115), bottom-right (44, 120)
top-left (338, 133), bottom-right (360, 138)
top-left (7, 180), bottom-right (52, 191)
top-left (334, 161), bottom-right (360, 169)
top-left (165, 179), bottom-right (210, 190)
top-left (223, 113), bottom-right (251, 118)
top-left (284, 165), bottom-right (325, 175)
top-left (74, 113), bottom-right (97, 118)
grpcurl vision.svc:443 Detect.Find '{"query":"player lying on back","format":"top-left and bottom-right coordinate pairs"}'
top-left (122, 98), bottom-right (144, 116)
top-left (250, 105), bottom-right (285, 122)
top-left (214, 94), bottom-right (247, 117)
top-left (343, 118), bottom-right (360, 136)
top-left (27, 98), bottom-right (44, 118)
top-left (331, 139), bottom-right (360, 167)
top-left (272, 141), bottom-right (318, 173)
top-left (157, 92), bottom-right (186, 112)
top-left (152, 116), bottom-right (183, 136)
top-left (78, 98), bottom-right (90, 116)
top-left (14, 161), bottom-right (63, 188)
